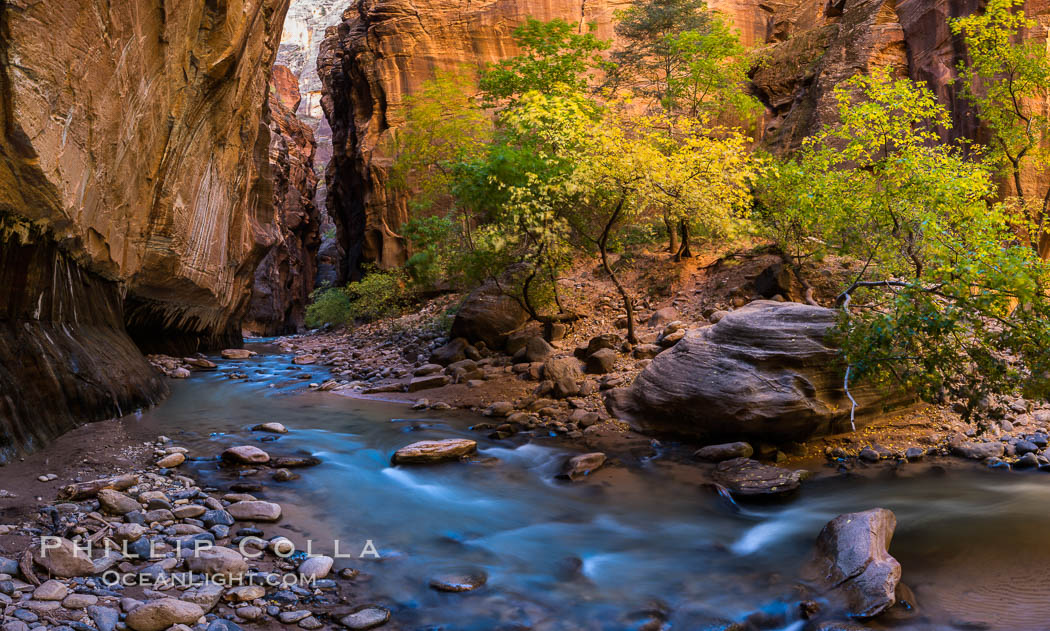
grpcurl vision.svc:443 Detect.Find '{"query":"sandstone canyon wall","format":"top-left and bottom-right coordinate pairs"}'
top-left (245, 65), bottom-right (322, 336)
top-left (0, 0), bottom-right (290, 461)
top-left (317, 0), bottom-right (632, 279)
top-left (317, 0), bottom-right (1050, 275)
top-left (278, 0), bottom-right (346, 288)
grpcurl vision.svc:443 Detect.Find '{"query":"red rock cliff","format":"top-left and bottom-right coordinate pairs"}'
top-left (0, 0), bottom-right (290, 460)
top-left (245, 64), bottom-right (321, 336)
top-left (317, 0), bottom-right (1050, 274)
top-left (317, 0), bottom-right (630, 279)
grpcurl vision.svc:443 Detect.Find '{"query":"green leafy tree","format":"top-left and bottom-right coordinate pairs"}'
top-left (609, 0), bottom-right (712, 106)
top-left (951, 0), bottom-right (1050, 258)
top-left (665, 18), bottom-right (762, 124)
top-left (568, 106), bottom-right (756, 341)
top-left (450, 91), bottom-right (597, 324)
top-left (758, 67), bottom-right (1050, 413)
top-left (479, 18), bottom-right (609, 105)
top-left (389, 68), bottom-right (491, 213)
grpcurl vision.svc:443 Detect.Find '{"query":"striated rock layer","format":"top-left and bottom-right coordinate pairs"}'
top-left (605, 301), bottom-right (911, 443)
top-left (317, 0), bottom-right (630, 279)
top-left (0, 222), bottom-right (168, 464)
top-left (245, 65), bottom-right (321, 336)
top-left (0, 0), bottom-right (291, 458)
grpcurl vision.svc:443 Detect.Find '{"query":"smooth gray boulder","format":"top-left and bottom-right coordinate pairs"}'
top-left (805, 508), bottom-right (902, 618)
top-left (606, 301), bottom-right (908, 443)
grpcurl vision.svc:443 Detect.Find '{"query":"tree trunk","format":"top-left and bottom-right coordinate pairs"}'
top-left (673, 220), bottom-right (693, 261)
top-left (600, 198), bottom-right (638, 344)
top-left (664, 212), bottom-right (678, 253)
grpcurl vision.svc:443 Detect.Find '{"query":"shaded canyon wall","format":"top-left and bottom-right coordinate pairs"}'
top-left (0, 0), bottom-right (291, 460)
top-left (245, 65), bottom-right (322, 336)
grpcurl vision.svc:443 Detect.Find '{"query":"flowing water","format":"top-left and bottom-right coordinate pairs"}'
top-left (133, 344), bottom-right (1050, 630)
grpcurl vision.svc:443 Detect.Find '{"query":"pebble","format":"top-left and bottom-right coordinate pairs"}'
top-left (32, 579), bottom-right (68, 601)
top-left (340, 606), bottom-right (391, 630)
top-left (299, 555), bottom-right (334, 579)
top-left (279, 611), bottom-right (311, 624)
top-left (61, 593), bottom-right (99, 609)
top-left (156, 453), bottom-right (186, 468)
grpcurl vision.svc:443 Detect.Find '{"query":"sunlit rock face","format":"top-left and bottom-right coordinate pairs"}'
top-left (0, 0), bottom-right (290, 458)
top-left (317, 0), bottom-right (631, 279)
top-left (317, 0), bottom-right (1050, 276)
top-left (245, 65), bottom-right (321, 336)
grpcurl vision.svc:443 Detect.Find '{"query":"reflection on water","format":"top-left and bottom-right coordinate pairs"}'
top-left (133, 345), bottom-right (1050, 630)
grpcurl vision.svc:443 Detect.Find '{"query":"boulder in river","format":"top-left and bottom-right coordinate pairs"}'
top-left (450, 281), bottom-right (529, 350)
top-left (221, 349), bottom-right (254, 360)
top-left (252, 422), bottom-right (288, 434)
top-left (392, 439), bottom-right (477, 464)
top-left (711, 457), bottom-right (803, 497)
top-left (557, 452), bottom-right (607, 481)
top-left (694, 442), bottom-right (754, 462)
top-left (226, 500), bottom-right (282, 522)
top-left (606, 301), bottom-right (910, 443)
top-left (222, 445), bottom-right (271, 464)
top-left (271, 454), bottom-right (322, 468)
top-left (429, 571), bottom-right (488, 592)
top-left (805, 508), bottom-right (901, 618)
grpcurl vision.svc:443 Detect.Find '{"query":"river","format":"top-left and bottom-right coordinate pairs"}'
top-left (132, 344), bottom-right (1050, 630)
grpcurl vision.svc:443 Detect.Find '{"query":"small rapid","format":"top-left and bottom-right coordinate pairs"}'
top-left (132, 344), bottom-right (1050, 630)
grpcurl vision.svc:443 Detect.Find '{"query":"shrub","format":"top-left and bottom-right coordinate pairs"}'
top-left (305, 285), bottom-right (352, 329)
top-left (345, 267), bottom-right (409, 321)
top-left (304, 268), bottom-right (410, 328)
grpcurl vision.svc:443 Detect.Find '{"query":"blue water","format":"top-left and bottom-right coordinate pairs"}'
top-left (134, 344), bottom-right (1050, 630)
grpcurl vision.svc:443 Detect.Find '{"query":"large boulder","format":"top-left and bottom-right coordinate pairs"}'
top-left (450, 282), bottom-right (529, 350)
top-left (805, 508), bottom-right (902, 618)
top-left (543, 357), bottom-right (583, 398)
top-left (606, 301), bottom-right (908, 443)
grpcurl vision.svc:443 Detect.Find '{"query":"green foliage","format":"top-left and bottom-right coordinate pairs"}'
top-left (609, 0), bottom-right (759, 123)
top-left (304, 268), bottom-right (410, 328)
top-left (478, 18), bottom-right (609, 105)
top-left (305, 285), bottom-right (352, 329)
top-left (389, 69), bottom-right (491, 213)
top-left (610, 0), bottom-right (712, 105)
top-left (951, 0), bottom-right (1050, 256)
top-left (344, 267), bottom-right (410, 321)
top-left (757, 66), bottom-right (1050, 405)
top-left (402, 215), bottom-right (460, 287)
top-left (664, 18), bottom-right (762, 123)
